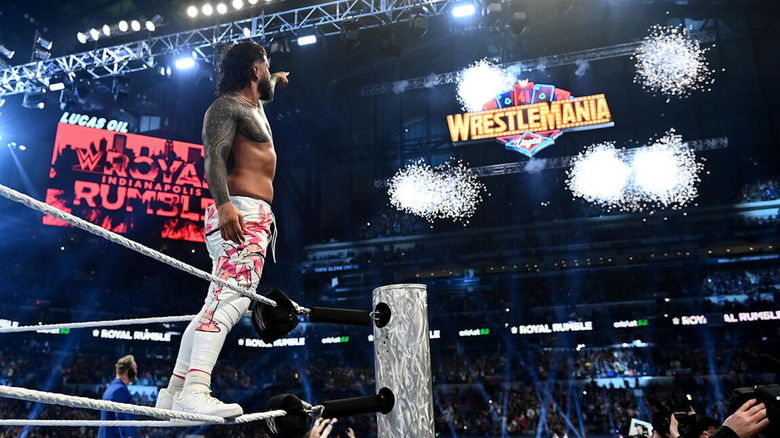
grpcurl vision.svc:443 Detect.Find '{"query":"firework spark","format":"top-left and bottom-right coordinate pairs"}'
top-left (629, 130), bottom-right (702, 210)
top-left (388, 159), bottom-right (486, 223)
top-left (633, 25), bottom-right (713, 99)
top-left (566, 142), bottom-right (632, 209)
top-left (456, 59), bottom-right (516, 112)
top-left (566, 130), bottom-right (703, 212)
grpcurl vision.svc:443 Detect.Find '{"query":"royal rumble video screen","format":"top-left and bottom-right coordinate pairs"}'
top-left (44, 122), bottom-right (213, 242)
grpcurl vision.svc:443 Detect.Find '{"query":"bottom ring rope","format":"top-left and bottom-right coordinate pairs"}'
top-left (0, 385), bottom-right (290, 425)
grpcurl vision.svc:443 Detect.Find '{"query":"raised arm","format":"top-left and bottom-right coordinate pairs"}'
top-left (261, 71), bottom-right (289, 106)
top-left (203, 97), bottom-right (246, 244)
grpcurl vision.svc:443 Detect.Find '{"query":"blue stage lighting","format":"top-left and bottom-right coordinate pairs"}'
top-left (175, 56), bottom-right (196, 69)
top-left (297, 34), bottom-right (317, 46)
top-left (452, 1), bottom-right (476, 18)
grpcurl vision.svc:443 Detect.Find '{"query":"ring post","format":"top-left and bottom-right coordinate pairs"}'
top-left (371, 284), bottom-right (435, 437)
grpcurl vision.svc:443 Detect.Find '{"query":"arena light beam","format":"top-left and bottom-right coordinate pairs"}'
top-left (633, 25), bottom-right (713, 100)
top-left (388, 159), bottom-right (486, 223)
top-left (456, 59), bottom-right (516, 113)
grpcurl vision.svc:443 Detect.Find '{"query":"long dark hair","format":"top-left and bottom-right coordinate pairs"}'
top-left (216, 42), bottom-right (267, 95)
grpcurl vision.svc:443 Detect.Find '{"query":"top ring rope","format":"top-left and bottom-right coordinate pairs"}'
top-left (0, 314), bottom-right (196, 334)
top-left (0, 385), bottom-right (293, 425)
top-left (0, 419), bottom-right (205, 427)
top-left (0, 183), bottom-right (276, 308)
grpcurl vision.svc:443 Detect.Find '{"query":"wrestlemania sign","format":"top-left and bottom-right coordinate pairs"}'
top-left (44, 123), bottom-right (213, 242)
top-left (446, 81), bottom-right (614, 157)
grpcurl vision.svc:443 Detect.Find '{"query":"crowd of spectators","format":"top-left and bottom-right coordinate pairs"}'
top-left (2, 338), bottom-right (775, 438)
top-left (702, 269), bottom-right (780, 297)
top-left (433, 344), bottom-right (770, 385)
top-left (739, 178), bottom-right (780, 203)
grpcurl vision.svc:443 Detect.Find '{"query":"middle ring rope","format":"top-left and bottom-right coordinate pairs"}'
top-left (0, 314), bottom-right (197, 334)
top-left (0, 183), bottom-right (276, 308)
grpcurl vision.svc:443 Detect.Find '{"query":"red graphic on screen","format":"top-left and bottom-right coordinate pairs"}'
top-left (45, 123), bottom-right (214, 242)
top-left (481, 81), bottom-right (573, 158)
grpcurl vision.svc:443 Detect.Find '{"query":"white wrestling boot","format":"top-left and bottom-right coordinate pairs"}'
top-left (155, 388), bottom-right (176, 410)
top-left (172, 389), bottom-right (244, 418)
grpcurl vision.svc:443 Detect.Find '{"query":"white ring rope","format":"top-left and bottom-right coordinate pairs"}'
top-left (0, 385), bottom-right (293, 425)
top-left (0, 420), bottom-right (203, 427)
top-left (0, 314), bottom-right (197, 334)
top-left (0, 183), bottom-right (276, 308)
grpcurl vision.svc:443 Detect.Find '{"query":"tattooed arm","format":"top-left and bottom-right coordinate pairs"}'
top-left (261, 71), bottom-right (290, 106)
top-left (203, 97), bottom-right (246, 244)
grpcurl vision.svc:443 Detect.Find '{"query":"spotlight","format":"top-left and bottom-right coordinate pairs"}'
top-left (174, 54), bottom-right (196, 69)
top-left (410, 14), bottom-right (428, 38)
top-left (248, 0), bottom-right (258, 4)
top-left (203, 4), bottom-right (214, 15)
top-left (36, 36), bottom-right (53, 51)
top-left (75, 78), bottom-right (92, 99)
top-left (0, 44), bottom-right (14, 59)
top-left (48, 74), bottom-right (67, 91)
top-left (380, 28), bottom-right (401, 57)
top-left (187, 6), bottom-right (198, 17)
top-left (483, 1), bottom-right (503, 27)
top-left (297, 34), bottom-right (317, 46)
top-left (243, 27), bottom-right (251, 37)
top-left (59, 87), bottom-right (78, 110)
top-left (18, 145), bottom-right (26, 151)
top-left (233, 0), bottom-right (243, 9)
top-left (33, 47), bottom-right (51, 60)
top-left (451, 1), bottom-right (476, 18)
top-left (22, 91), bottom-right (45, 109)
top-left (145, 21), bottom-right (156, 31)
top-left (112, 76), bottom-right (130, 102)
top-left (131, 20), bottom-right (141, 31)
top-left (89, 28), bottom-right (100, 41)
top-left (216, 3), bottom-right (228, 14)
top-left (102, 24), bottom-right (111, 36)
top-left (341, 20), bottom-right (360, 51)
top-left (269, 37), bottom-right (291, 56)
top-left (510, 1), bottom-right (528, 34)
top-left (118, 20), bottom-right (129, 32)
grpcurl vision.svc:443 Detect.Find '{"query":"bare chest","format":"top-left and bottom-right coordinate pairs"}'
top-left (235, 105), bottom-right (273, 144)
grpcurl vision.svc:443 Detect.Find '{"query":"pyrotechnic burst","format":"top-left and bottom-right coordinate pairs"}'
top-left (566, 142), bottom-right (632, 209)
top-left (456, 59), bottom-right (516, 112)
top-left (633, 25), bottom-right (713, 99)
top-left (388, 159), bottom-right (486, 223)
top-left (566, 130), bottom-right (703, 212)
top-left (629, 130), bottom-right (702, 209)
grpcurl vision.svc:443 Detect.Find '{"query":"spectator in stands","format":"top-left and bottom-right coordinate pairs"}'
top-left (97, 355), bottom-right (138, 438)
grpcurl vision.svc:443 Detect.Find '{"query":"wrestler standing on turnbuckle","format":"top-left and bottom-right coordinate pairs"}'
top-left (156, 41), bottom-right (289, 417)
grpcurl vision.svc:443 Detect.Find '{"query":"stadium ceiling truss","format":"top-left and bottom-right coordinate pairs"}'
top-left (360, 31), bottom-right (715, 96)
top-left (0, 0), bottom-right (470, 96)
top-left (469, 136), bottom-right (728, 178)
top-left (372, 137), bottom-right (728, 187)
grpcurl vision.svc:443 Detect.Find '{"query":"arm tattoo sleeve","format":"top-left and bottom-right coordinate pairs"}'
top-left (261, 75), bottom-right (280, 106)
top-left (202, 97), bottom-right (238, 206)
